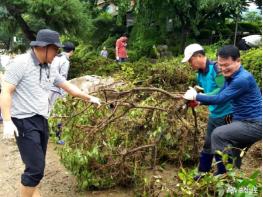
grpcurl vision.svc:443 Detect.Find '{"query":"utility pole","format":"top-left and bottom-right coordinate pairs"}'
top-left (234, 6), bottom-right (241, 46)
top-left (234, 15), bottom-right (239, 46)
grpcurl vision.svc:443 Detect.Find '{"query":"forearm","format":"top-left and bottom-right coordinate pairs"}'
top-left (196, 94), bottom-right (221, 105)
top-left (69, 87), bottom-right (92, 101)
top-left (0, 92), bottom-right (12, 121)
top-left (198, 76), bottom-right (249, 105)
top-left (196, 89), bottom-right (232, 105)
top-left (58, 81), bottom-right (92, 102)
top-left (116, 48), bottom-right (118, 57)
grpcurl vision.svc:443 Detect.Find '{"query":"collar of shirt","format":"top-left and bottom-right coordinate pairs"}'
top-left (30, 49), bottom-right (41, 66)
top-left (61, 52), bottom-right (69, 60)
top-left (30, 49), bottom-right (50, 81)
top-left (30, 49), bottom-right (50, 68)
top-left (198, 59), bottom-right (212, 74)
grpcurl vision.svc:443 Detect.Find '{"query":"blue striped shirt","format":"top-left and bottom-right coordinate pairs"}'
top-left (196, 66), bottom-right (262, 121)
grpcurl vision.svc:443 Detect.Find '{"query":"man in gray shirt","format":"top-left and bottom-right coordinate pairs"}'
top-left (49, 42), bottom-right (75, 110)
top-left (0, 29), bottom-right (100, 197)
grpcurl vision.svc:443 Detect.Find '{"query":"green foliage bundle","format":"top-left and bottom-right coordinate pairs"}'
top-left (49, 59), bottom-right (207, 190)
top-left (50, 92), bottom-right (206, 190)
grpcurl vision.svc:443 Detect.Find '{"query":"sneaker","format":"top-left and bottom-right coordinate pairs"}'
top-left (57, 140), bottom-right (65, 145)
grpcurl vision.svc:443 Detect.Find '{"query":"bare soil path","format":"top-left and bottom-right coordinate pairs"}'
top-left (0, 124), bottom-right (131, 197)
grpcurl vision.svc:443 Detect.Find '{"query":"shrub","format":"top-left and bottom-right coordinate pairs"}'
top-left (69, 43), bottom-right (117, 79)
top-left (241, 48), bottom-right (262, 86)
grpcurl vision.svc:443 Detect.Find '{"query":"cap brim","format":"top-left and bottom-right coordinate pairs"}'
top-left (30, 41), bottom-right (64, 48)
top-left (181, 56), bottom-right (190, 63)
top-left (54, 43), bottom-right (64, 48)
top-left (30, 41), bottom-right (48, 47)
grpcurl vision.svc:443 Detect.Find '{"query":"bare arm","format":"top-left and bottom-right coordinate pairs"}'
top-left (57, 81), bottom-right (93, 102)
top-left (115, 40), bottom-right (119, 58)
top-left (115, 46), bottom-right (118, 58)
top-left (0, 81), bottom-right (16, 121)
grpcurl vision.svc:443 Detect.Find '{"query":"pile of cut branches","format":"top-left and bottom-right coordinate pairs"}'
top-left (49, 85), bottom-right (208, 189)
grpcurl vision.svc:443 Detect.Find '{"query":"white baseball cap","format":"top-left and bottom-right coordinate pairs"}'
top-left (181, 43), bottom-right (204, 63)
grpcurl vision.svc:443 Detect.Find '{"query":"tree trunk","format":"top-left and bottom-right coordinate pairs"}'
top-left (180, 25), bottom-right (189, 53)
top-left (6, 5), bottom-right (36, 41)
top-left (233, 14), bottom-right (239, 46)
top-left (7, 37), bottom-right (11, 50)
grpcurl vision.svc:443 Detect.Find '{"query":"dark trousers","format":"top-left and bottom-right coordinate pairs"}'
top-left (202, 115), bottom-right (232, 154)
top-left (13, 115), bottom-right (49, 187)
top-left (118, 58), bottom-right (127, 63)
top-left (211, 120), bottom-right (262, 168)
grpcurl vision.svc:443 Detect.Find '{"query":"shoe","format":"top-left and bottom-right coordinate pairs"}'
top-left (194, 152), bottom-right (213, 181)
top-left (57, 140), bottom-right (65, 145)
top-left (194, 174), bottom-right (205, 181)
top-left (214, 154), bottom-right (232, 175)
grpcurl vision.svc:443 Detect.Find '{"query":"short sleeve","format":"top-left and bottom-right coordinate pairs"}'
top-left (4, 59), bottom-right (26, 86)
top-left (53, 71), bottom-right (67, 87)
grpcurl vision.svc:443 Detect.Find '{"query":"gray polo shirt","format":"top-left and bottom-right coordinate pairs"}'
top-left (4, 50), bottom-right (66, 119)
top-left (50, 52), bottom-right (70, 94)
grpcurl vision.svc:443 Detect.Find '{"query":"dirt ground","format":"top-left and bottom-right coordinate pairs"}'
top-left (0, 124), bottom-right (132, 197)
top-left (0, 123), bottom-right (261, 197)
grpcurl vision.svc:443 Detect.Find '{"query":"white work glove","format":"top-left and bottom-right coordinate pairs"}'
top-left (3, 120), bottom-right (19, 139)
top-left (89, 95), bottom-right (101, 106)
top-left (183, 87), bottom-right (197, 100)
top-left (116, 56), bottom-right (119, 61)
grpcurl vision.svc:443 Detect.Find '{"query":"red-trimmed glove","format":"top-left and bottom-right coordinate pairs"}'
top-left (187, 100), bottom-right (200, 108)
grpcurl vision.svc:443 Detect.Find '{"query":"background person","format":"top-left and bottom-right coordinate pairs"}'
top-left (49, 41), bottom-right (75, 145)
top-left (49, 42), bottom-right (75, 110)
top-left (100, 46), bottom-right (108, 58)
top-left (115, 34), bottom-right (128, 62)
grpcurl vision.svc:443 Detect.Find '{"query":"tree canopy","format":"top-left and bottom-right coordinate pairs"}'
top-left (0, 0), bottom-right (261, 54)
top-left (0, 0), bottom-right (93, 41)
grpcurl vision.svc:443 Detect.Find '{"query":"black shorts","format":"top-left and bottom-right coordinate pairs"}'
top-left (12, 115), bottom-right (49, 187)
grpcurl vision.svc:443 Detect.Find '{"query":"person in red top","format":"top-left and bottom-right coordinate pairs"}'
top-left (115, 34), bottom-right (128, 62)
